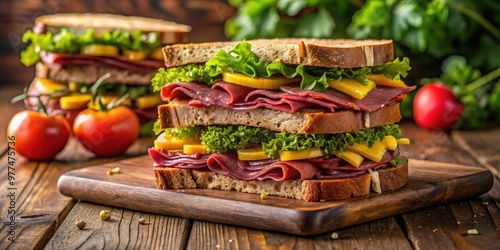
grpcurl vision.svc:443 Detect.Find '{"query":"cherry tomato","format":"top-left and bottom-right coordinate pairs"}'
top-left (73, 106), bottom-right (140, 156)
top-left (413, 83), bottom-right (463, 130)
top-left (7, 110), bottom-right (71, 160)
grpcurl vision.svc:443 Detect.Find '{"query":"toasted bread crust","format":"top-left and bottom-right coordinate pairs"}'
top-left (154, 168), bottom-right (197, 189)
top-left (377, 162), bottom-right (409, 192)
top-left (301, 174), bottom-right (371, 201)
top-left (36, 62), bottom-right (154, 85)
top-left (34, 13), bottom-right (191, 44)
top-left (158, 99), bottom-right (402, 134)
top-left (162, 38), bottom-right (394, 68)
top-left (153, 157), bottom-right (409, 201)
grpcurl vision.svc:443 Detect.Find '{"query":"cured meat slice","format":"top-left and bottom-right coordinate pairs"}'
top-left (161, 81), bottom-right (415, 113)
top-left (148, 149), bottom-right (400, 181)
top-left (280, 85), bottom-right (416, 112)
top-left (207, 153), bottom-right (318, 181)
top-left (148, 148), bottom-right (209, 169)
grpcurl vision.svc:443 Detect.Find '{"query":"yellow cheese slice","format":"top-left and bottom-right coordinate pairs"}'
top-left (347, 141), bottom-right (387, 163)
top-left (328, 78), bottom-right (376, 100)
top-left (60, 94), bottom-right (92, 110)
top-left (81, 44), bottom-right (119, 57)
top-left (237, 148), bottom-right (271, 161)
top-left (279, 147), bottom-right (324, 161)
top-left (135, 94), bottom-right (164, 110)
top-left (367, 74), bottom-right (406, 88)
top-left (123, 50), bottom-right (147, 61)
top-left (222, 71), bottom-right (300, 89)
top-left (335, 150), bottom-right (364, 168)
top-left (150, 48), bottom-right (164, 61)
top-left (183, 144), bottom-right (207, 154)
top-left (154, 132), bottom-right (201, 151)
top-left (34, 78), bottom-right (68, 94)
top-left (396, 138), bottom-right (411, 145)
top-left (381, 135), bottom-right (398, 151)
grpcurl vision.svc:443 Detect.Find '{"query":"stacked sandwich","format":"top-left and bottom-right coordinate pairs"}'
top-left (148, 39), bottom-right (415, 201)
top-left (20, 13), bottom-right (191, 132)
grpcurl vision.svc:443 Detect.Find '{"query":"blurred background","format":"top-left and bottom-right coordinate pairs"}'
top-left (1, 0), bottom-right (499, 128)
top-left (0, 0), bottom-right (235, 85)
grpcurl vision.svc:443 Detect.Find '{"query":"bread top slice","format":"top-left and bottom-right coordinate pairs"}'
top-left (162, 38), bottom-right (394, 68)
top-left (33, 13), bottom-right (191, 44)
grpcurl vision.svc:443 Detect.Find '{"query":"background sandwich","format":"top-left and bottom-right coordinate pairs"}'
top-left (148, 38), bottom-right (415, 201)
top-left (21, 13), bottom-right (191, 133)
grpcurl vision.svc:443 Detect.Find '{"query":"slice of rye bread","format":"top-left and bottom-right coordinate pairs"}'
top-left (36, 62), bottom-right (155, 85)
top-left (33, 13), bottom-right (191, 44)
top-left (158, 99), bottom-right (402, 134)
top-left (154, 157), bottom-right (409, 201)
top-left (162, 38), bottom-right (394, 68)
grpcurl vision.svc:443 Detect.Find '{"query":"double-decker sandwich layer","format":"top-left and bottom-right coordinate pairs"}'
top-left (21, 13), bottom-right (190, 131)
top-left (148, 38), bottom-right (415, 201)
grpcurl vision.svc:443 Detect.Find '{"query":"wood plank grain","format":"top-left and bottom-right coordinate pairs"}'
top-left (397, 121), bottom-right (500, 249)
top-left (451, 130), bottom-right (500, 178)
top-left (187, 217), bottom-right (412, 250)
top-left (44, 201), bottom-right (191, 250)
top-left (401, 199), bottom-right (500, 250)
top-left (399, 121), bottom-right (478, 166)
top-left (0, 136), bottom-right (152, 249)
top-left (56, 155), bottom-right (493, 236)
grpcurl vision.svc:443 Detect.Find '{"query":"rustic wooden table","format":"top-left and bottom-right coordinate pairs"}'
top-left (0, 83), bottom-right (499, 250)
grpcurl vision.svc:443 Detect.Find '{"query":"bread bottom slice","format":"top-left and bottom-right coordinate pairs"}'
top-left (154, 157), bottom-right (408, 201)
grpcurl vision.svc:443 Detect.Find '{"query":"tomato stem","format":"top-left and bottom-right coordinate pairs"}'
top-left (37, 95), bottom-right (48, 114)
top-left (88, 73), bottom-right (130, 111)
top-left (10, 87), bottom-right (30, 104)
top-left (108, 93), bottom-right (130, 110)
top-left (90, 73), bottom-right (111, 111)
top-left (11, 88), bottom-right (60, 115)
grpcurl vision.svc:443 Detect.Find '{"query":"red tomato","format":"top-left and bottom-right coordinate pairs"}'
top-left (7, 110), bottom-right (71, 160)
top-left (413, 83), bottom-right (463, 130)
top-left (73, 106), bottom-right (140, 156)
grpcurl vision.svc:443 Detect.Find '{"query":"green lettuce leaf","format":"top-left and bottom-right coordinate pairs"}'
top-left (151, 64), bottom-right (222, 91)
top-left (201, 126), bottom-right (275, 154)
top-left (153, 119), bottom-right (164, 135)
top-left (371, 57), bottom-right (412, 80)
top-left (151, 40), bottom-right (411, 92)
top-left (165, 126), bottom-right (202, 140)
top-left (173, 124), bottom-right (401, 158)
top-left (263, 124), bottom-right (400, 158)
top-left (21, 28), bottom-right (161, 66)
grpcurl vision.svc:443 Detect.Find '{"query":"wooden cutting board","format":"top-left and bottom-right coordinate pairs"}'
top-left (58, 156), bottom-right (493, 236)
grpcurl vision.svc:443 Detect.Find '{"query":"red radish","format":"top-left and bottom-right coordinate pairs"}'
top-left (413, 83), bottom-right (463, 130)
